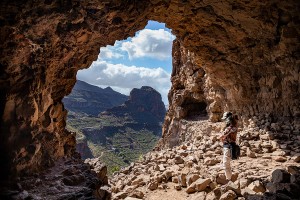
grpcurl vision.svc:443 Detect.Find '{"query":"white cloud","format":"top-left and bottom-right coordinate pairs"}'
top-left (77, 61), bottom-right (171, 104)
top-left (98, 44), bottom-right (124, 60)
top-left (121, 29), bottom-right (175, 60)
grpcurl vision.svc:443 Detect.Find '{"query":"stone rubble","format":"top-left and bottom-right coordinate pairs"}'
top-left (0, 154), bottom-right (111, 200)
top-left (110, 118), bottom-right (300, 200)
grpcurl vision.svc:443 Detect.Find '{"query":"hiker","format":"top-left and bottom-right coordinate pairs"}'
top-left (219, 112), bottom-right (239, 181)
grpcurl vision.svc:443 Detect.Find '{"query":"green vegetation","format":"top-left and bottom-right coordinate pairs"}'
top-left (64, 81), bottom-right (165, 176)
top-left (67, 114), bottom-right (160, 175)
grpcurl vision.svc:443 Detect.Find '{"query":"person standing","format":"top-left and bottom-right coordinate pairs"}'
top-left (219, 112), bottom-right (239, 181)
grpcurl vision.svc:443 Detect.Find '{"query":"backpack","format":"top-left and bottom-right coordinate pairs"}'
top-left (230, 143), bottom-right (240, 160)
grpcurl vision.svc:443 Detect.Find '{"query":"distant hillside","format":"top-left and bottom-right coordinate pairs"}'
top-left (63, 80), bottom-right (128, 116)
top-left (102, 86), bottom-right (166, 124)
top-left (66, 86), bottom-right (166, 174)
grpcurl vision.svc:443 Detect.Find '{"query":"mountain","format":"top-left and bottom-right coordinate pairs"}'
top-left (63, 80), bottom-right (128, 116)
top-left (66, 86), bottom-right (166, 174)
top-left (101, 86), bottom-right (166, 123)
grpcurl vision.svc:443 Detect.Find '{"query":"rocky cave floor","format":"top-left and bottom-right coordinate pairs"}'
top-left (1, 118), bottom-right (300, 200)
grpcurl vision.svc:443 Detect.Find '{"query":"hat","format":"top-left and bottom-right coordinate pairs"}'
top-left (221, 112), bottom-right (232, 120)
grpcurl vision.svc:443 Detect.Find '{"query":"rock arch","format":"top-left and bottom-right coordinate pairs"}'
top-left (0, 0), bottom-right (299, 178)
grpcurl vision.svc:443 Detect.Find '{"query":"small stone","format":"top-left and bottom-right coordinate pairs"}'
top-left (287, 166), bottom-right (300, 175)
top-left (226, 181), bottom-right (241, 195)
top-left (194, 178), bottom-right (211, 191)
top-left (209, 181), bottom-right (217, 190)
top-left (204, 157), bottom-right (219, 166)
top-left (129, 189), bottom-right (144, 199)
top-left (187, 174), bottom-right (200, 186)
top-left (163, 170), bottom-right (173, 182)
top-left (239, 178), bottom-right (251, 189)
top-left (114, 192), bottom-right (128, 199)
top-left (219, 190), bottom-right (237, 200)
top-left (178, 173), bottom-right (187, 187)
top-left (174, 185), bottom-right (181, 190)
top-left (292, 153), bottom-right (300, 162)
top-left (186, 184), bottom-right (196, 194)
top-left (172, 177), bottom-right (179, 183)
top-left (241, 187), bottom-right (256, 196)
top-left (231, 173), bottom-right (239, 182)
top-left (216, 173), bottom-right (227, 185)
top-left (174, 156), bottom-right (184, 164)
top-left (246, 148), bottom-right (256, 158)
top-left (147, 181), bottom-right (158, 190)
top-left (181, 145), bottom-right (187, 150)
top-left (131, 178), bottom-right (144, 186)
top-left (206, 191), bottom-right (217, 200)
top-left (274, 156), bottom-right (287, 162)
top-left (248, 180), bottom-right (265, 193)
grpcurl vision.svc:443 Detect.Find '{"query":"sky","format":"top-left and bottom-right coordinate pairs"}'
top-left (77, 21), bottom-right (175, 105)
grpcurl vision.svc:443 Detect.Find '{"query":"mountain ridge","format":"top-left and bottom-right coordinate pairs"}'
top-left (63, 80), bottom-right (128, 116)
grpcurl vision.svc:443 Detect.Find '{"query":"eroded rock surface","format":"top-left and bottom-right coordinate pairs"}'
top-left (0, 155), bottom-right (110, 200)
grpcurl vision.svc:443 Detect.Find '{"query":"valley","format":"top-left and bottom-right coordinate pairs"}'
top-left (63, 81), bottom-right (166, 174)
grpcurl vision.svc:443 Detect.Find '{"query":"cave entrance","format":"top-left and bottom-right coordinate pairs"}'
top-left (63, 20), bottom-right (175, 174)
top-left (182, 98), bottom-right (208, 120)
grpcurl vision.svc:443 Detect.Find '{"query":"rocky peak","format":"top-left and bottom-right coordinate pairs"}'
top-left (102, 86), bottom-right (166, 124)
top-left (125, 86), bottom-right (166, 121)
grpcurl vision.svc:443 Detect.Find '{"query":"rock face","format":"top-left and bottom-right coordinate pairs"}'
top-left (0, 0), bottom-right (299, 185)
top-left (76, 138), bottom-right (93, 159)
top-left (104, 86), bottom-right (166, 123)
top-left (63, 80), bottom-right (128, 116)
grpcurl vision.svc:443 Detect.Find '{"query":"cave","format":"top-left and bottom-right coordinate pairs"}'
top-left (182, 98), bottom-right (208, 119)
top-left (0, 0), bottom-right (299, 198)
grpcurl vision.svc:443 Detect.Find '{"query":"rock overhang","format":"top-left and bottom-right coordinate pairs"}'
top-left (0, 0), bottom-right (299, 178)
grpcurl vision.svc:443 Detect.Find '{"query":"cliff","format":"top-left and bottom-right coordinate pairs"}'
top-left (103, 86), bottom-right (166, 123)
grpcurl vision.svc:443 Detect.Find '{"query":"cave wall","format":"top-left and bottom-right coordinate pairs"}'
top-left (0, 0), bottom-right (299, 177)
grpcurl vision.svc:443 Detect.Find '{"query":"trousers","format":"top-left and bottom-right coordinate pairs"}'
top-left (223, 147), bottom-right (232, 180)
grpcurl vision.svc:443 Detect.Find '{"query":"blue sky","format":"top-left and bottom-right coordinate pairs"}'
top-left (77, 21), bottom-right (175, 105)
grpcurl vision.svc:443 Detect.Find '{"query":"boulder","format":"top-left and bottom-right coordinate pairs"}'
top-left (194, 178), bottom-right (211, 192)
top-left (186, 184), bottom-right (197, 194)
top-left (247, 180), bottom-right (266, 193)
top-left (225, 181), bottom-right (241, 195)
top-left (271, 169), bottom-right (291, 183)
top-left (292, 154), bottom-right (300, 163)
top-left (187, 174), bottom-right (200, 186)
top-left (219, 190), bottom-right (237, 200)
